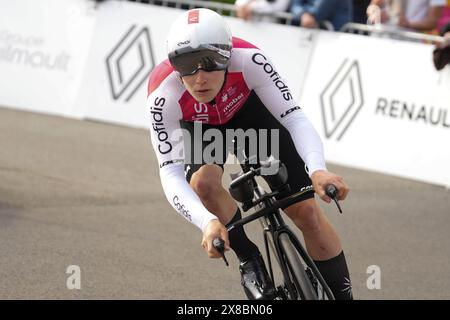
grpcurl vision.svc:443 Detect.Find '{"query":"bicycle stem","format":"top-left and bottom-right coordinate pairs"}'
top-left (227, 191), bottom-right (305, 232)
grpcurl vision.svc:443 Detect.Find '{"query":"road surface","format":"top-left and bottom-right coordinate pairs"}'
top-left (1, 107), bottom-right (449, 299)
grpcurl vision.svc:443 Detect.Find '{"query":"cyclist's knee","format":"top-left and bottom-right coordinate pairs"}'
top-left (190, 165), bottom-right (223, 201)
top-left (285, 199), bottom-right (321, 233)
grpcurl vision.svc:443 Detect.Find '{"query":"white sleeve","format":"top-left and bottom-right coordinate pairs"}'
top-left (235, 0), bottom-right (291, 15)
top-left (235, 0), bottom-right (252, 6)
top-left (159, 165), bottom-right (218, 232)
top-left (147, 92), bottom-right (218, 232)
top-left (430, 0), bottom-right (446, 6)
top-left (242, 49), bottom-right (327, 176)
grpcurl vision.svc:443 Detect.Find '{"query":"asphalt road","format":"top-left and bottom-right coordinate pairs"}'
top-left (1, 107), bottom-right (449, 299)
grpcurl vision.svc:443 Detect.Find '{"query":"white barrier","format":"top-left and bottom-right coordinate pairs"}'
top-left (1, 0), bottom-right (449, 187)
top-left (0, 0), bottom-right (96, 117)
top-left (299, 31), bottom-right (450, 187)
top-left (76, 1), bottom-right (315, 128)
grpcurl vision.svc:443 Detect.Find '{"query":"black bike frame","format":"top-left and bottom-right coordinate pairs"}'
top-left (227, 171), bottom-right (335, 300)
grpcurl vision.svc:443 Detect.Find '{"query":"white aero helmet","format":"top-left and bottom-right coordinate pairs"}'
top-left (166, 8), bottom-right (232, 76)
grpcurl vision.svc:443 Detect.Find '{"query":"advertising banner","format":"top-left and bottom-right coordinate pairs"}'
top-left (0, 0), bottom-right (95, 117)
top-left (300, 31), bottom-right (450, 186)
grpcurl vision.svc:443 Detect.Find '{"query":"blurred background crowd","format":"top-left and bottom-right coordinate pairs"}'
top-left (113, 0), bottom-right (450, 35)
top-left (94, 0), bottom-right (450, 69)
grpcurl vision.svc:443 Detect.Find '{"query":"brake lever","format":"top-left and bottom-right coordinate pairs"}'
top-left (212, 238), bottom-right (229, 266)
top-left (325, 184), bottom-right (343, 214)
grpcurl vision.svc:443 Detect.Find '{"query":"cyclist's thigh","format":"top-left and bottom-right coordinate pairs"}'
top-left (189, 164), bottom-right (224, 189)
top-left (275, 125), bottom-right (315, 201)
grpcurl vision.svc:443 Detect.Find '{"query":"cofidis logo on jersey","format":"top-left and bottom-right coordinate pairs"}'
top-left (252, 53), bottom-right (293, 102)
top-left (105, 25), bottom-right (155, 102)
top-left (320, 59), bottom-right (364, 141)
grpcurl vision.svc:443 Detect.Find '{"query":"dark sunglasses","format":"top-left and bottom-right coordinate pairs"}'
top-left (169, 46), bottom-right (231, 77)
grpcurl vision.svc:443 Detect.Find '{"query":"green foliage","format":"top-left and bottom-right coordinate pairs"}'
top-left (214, 0), bottom-right (236, 4)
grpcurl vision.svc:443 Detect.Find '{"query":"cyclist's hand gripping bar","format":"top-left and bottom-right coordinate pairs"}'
top-left (213, 238), bottom-right (229, 266)
top-left (325, 184), bottom-right (343, 214)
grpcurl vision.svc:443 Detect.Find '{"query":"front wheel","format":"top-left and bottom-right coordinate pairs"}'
top-left (277, 233), bottom-right (318, 300)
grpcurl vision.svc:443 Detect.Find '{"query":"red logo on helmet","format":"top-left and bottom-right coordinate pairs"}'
top-left (188, 10), bottom-right (199, 24)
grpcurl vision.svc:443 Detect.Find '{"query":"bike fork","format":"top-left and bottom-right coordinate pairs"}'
top-left (284, 228), bottom-right (335, 300)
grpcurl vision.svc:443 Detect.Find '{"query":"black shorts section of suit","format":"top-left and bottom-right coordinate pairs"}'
top-left (182, 91), bottom-right (314, 202)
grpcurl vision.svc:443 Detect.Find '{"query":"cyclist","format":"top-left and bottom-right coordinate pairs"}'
top-left (147, 8), bottom-right (352, 300)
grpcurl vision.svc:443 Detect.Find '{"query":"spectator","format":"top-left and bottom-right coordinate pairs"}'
top-left (367, 0), bottom-right (446, 32)
top-left (367, 0), bottom-right (403, 25)
top-left (436, 0), bottom-right (450, 32)
top-left (235, 0), bottom-right (291, 23)
top-left (399, 0), bottom-right (446, 32)
top-left (353, 0), bottom-right (372, 24)
top-left (433, 22), bottom-right (450, 70)
top-left (288, 0), bottom-right (353, 30)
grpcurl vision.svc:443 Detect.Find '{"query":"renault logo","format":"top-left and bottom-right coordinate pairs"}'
top-left (320, 59), bottom-right (364, 140)
top-left (105, 25), bottom-right (155, 102)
